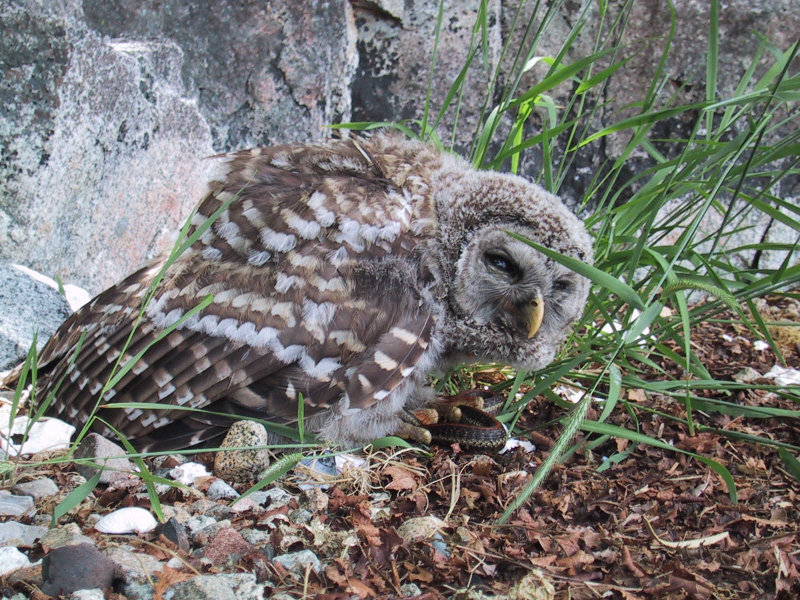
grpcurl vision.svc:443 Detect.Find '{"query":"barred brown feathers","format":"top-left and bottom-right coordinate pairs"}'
top-left (10, 133), bottom-right (593, 450)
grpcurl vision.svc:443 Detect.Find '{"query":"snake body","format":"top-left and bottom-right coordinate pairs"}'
top-left (426, 389), bottom-right (508, 451)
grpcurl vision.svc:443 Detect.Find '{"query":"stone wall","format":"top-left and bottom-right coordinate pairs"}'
top-left (1, 0), bottom-right (797, 295)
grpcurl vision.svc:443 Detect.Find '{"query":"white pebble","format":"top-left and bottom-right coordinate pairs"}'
top-left (0, 415), bottom-right (75, 456)
top-left (0, 546), bottom-right (31, 576)
top-left (94, 507), bottom-right (157, 534)
top-left (753, 340), bottom-right (770, 351)
top-left (169, 462), bottom-right (210, 485)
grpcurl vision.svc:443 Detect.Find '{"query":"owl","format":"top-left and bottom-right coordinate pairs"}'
top-left (6, 133), bottom-right (592, 451)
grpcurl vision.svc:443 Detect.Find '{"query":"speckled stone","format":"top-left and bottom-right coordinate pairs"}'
top-left (201, 527), bottom-right (257, 566)
top-left (207, 479), bottom-right (239, 500)
top-left (165, 573), bottom-right (266, 600)
top-left (11, 477), bottom-right (59, 500)
top-left (213, 420), bottom-right (271, 483)
top-left (40, 523), bottom-right (95, 550)
top-left (272, 549), bottom-right (321, 575)
top-left (73, 433), bottom-right (133, 485)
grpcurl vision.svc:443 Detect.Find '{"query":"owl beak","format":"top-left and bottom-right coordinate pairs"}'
top-left (526, 293), bottom-right (545, 338)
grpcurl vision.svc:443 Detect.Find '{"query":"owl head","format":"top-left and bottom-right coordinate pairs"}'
top-left (430, 156), bottom-right (593, 372)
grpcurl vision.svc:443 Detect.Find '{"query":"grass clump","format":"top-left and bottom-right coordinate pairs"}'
top-left (339, 0), bottom-right (800, 522)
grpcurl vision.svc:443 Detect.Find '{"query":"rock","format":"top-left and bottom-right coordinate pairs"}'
top-left (165, 573), bottom-right (266, 600)
top-left (0, 262), bottom-right (73, 370)
top-left (0, 0), bottom-right (357, 296)
top-left (160, 504), bottom-right (192, 524)
top-left (249, 487), bottom-right (296, 508)
top-left (11, 477), bottom-right (59, 500)
top-left (396, 516), bottom-right (448, 542)
top-left (184, 515), bottom-right (217, 537)
top-left (300, 487), bottom-right (329, 513)
top-left (103, 545), bottom-right (164, 583)
top-left (213, 420), bottom-right (271, 483)
top-left (170, 462), bottom-right (211, 485)
top-left (94, 507), bottom-right (158, 534)
top-left (41, 543), bottom-right (117, 597)
top-left (68, 589), bottom-right (106, 600)
top-left (272, 549), bottom-right (322, 576)
top-left (0, 492), bottom-right (34, 517)
top-left (507, 569), bottom-right (556, 600)
top-left (289, 508), bottom-right (313, 525)
top-left (734, 367), bottom-right (763, 383)
top-left (0, 411), bottom-right (75, 456)
top-left (229, 497), bottom-right (258, 513)
top-left (73, 433), bottom-right (133, 484)
top-left (400, 583), bottom-right (423, 597)
top-left (200, 527), bottom-right (256, 566)
top-left (239, 528), bottom-right (272, 547)
top-left (0, 521), bottom-right (48, 546)
top-left (151, 454), bottom-right (188, 469)
top-left (40, 523), bottom-right (95, 550)
top-left (0, 546), bottom-right (32, 576)
top-left (206, 479), bottom-right (239, 500)
top-left (155, 517), bottom-right (190, 552)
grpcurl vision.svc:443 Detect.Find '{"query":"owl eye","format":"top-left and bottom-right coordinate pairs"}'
top-left (484, 250), bottom-right (521, 281)
top-left (553, 278), bottom-right (573, 292)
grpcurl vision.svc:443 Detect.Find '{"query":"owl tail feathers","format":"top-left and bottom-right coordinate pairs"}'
top-left (121, 419), bottom-right (230, 453)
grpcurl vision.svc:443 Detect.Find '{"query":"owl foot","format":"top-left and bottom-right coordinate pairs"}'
top-left (395, 389), bottom-right (508, 451)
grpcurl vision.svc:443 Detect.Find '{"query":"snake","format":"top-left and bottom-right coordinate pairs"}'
top-left (424, 388), bottom-right (508, 451)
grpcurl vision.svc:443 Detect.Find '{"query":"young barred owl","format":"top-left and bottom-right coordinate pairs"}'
top-left (7, 133), bottom-right (593, 450)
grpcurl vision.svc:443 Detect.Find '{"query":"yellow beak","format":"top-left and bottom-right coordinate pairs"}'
top-left (527, 293), bottom-right (545, 338)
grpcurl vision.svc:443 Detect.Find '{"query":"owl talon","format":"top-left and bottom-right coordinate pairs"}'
top-left (394, 421), bottom-right (433, 445)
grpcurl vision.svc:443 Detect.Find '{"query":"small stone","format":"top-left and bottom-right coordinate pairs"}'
top-left (431, 533), bottom-right (449, 557)
top-left (73, 433), bottom-right (133, 484)
top-left (165, 573), bottom-right (264, 600)
top-left (207, 479), bottom-right (239, 500)
top-left (0, 413), bottom-right (75, 456)
top-left (289, 508), bottom-right (313, 525)
top-left (190, 497), bottom-right (231, 519)
top-left (170, 462), bottom-right (211, 485)
top-left (94, 507), bottom-right (157, 534)
top-left (213, 420), bottom-right (271, 483)
top-left (160, 504), bottom-right (192, 523)
top-left (0, 521), bottom-right (48, 546)
top-left (229, 497), bottom-right (258, 513)
top-left (734, 366), bottom-right (763, 383)
top-left (155, 517), bottom-right (190, 552)
top-left (40, 523), bottom-right (95, 550)
top-left (272, 549), bottom-right (321, 576)
top-left (396, 516), bottom-right (448, 542)
top-left (11, 477), bottom-right (59, 500)
top-left (41, 543), bottom-right (117, 596)
top-left (300, 487), bottom-right (329, 513)
top-left (190, 519), bottom-right (232, 546)
top-left (185, 515), bottom-right (217, 536)
top-left (507, 569), bottom-right (556, 600)
top-left (151, 454), bottom-right (187, 469)
top-left (68, 589), bottom-right (106, 600)
top-left (103, 546), bottom-right (164, 582)
top-left (239, 528), bottom-right (272, 546)
top-left (400, 583), bottom-right (423, 597)
top-left (0, 546), bottom-right (31, 576)
top-left (200, 527), bottom-right (257, 566)
top-left (0, 492), bottom-right (34, 517)
top-left (250, 487), bottom-right (296, 508)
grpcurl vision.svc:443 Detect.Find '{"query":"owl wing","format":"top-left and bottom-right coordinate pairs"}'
top-left (31, 137), bottom-right (440, 448)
